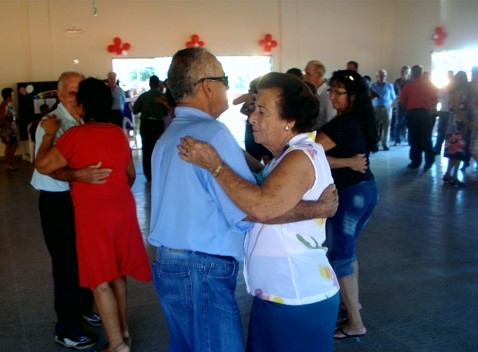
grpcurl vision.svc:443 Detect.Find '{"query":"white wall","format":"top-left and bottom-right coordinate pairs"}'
top-left (2, 0), bottom-right (478, 84)
top-left (1, 0), bottom-right (478, 152)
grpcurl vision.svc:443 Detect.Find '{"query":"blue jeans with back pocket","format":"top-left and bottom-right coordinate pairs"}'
top-left (153, 246), bottom-right (244, 352)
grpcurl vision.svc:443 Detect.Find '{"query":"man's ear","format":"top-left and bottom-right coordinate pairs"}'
top-left (201, 79), bottom-right (214, 99)
top-left (202, 80), bottom-right (220, 106)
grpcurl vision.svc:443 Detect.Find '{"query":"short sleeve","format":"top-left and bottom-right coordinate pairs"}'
top-left (55, 127), bottom-right (78, 162)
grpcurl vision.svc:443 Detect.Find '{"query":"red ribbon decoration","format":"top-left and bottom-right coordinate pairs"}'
top-left (259, 33), bottom-right (278, 54)
top-left (107, 37), bottom-right (132, 55)
top-left (186, 34), bottom-right (205, 48)
top-left (432, 26), bottom-right (447, 46)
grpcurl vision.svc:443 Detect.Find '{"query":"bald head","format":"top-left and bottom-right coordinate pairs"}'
top-left (304, 60), bottom-right (326, 88)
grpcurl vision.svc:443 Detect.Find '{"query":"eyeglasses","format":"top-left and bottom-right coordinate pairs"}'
top-left (327, 88), bottom-right (348, 96)
top-left (193, 76), bottom-right (229, 88)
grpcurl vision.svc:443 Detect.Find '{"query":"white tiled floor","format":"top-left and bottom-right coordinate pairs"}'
top-left (1, 145), bottom-right (478, 351)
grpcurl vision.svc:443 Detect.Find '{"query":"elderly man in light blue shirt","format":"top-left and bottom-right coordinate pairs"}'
top-left (149, 47), bottom-right (338, 352)
top-left (371, 69), bottom-right (397, 150)
top-left (106, 71), bottom-right (126, 127)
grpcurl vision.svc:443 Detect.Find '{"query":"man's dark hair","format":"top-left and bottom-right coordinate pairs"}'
top-left (347, 60), bottom-right (359, 71)
top-left (286, 68), bottom-right (303, 79)
top-left (1, 88), bottom-right (13, 100)
top-left (149, 75), bottom-right (160, 86)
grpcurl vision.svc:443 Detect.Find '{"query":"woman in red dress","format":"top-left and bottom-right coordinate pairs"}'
top-left (36, 78), bottom-right (151, 352)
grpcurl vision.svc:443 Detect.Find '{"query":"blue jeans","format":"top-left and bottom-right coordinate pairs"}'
top-left (394, 107), bottom-right (407, 143)
top-left (153, 246), bottom-right (244, 352)
top-left (327, 180), bottom-right (378, 278)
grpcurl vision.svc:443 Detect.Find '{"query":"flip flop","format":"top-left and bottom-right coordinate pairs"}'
top-left (334, 327), bottom-right (366, 340)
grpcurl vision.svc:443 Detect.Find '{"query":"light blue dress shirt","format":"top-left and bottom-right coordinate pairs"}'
top-left (111, 85), bottom-right (125, 110)
top-left (148, 107), bottom-right (255, 260)
top-left (371, 81), bottom-right (396, 107)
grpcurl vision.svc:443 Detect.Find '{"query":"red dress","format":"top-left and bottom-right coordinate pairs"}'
top-left (56, 123), bottom-right (151, 288)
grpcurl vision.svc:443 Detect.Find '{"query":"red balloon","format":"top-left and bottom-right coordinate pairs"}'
top-left (432, 26), bottom-right (447, 45)
top-left (116, 48), bottom-right (122, 55)
top-left (113, 37), bottom-right (121, 45)
top-left (107, 44), bottom-right (116, 53)
top-left (191, 34), bottom-right (199, 42)
top-left (123, 43), bottom-right (131, 51)
top-left (265, 34), bottom-right (272, 41)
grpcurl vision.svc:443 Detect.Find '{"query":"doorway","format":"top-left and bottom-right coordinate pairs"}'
top-left (431, 48), bottom-right (478, 88)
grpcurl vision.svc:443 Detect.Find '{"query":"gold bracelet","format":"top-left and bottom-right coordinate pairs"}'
top-left (212, 162), bottom-right (224, 178)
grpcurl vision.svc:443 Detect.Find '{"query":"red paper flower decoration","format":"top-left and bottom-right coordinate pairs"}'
top-left (432, 26), bottom-right (447, 46)
top-left (107, 37), bottom-right (131, 55)
top-left (186, 34), bottom-right (205, 48)
top-left (259, 34), bottom-right (278, 54)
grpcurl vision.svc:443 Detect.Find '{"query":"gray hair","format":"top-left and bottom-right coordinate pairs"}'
top-left (167, 47), bottom-right (218, 103)
top-left (306, 60), bottom-right (326, 77)
top-left (57, 71), bottom-right (85, 91)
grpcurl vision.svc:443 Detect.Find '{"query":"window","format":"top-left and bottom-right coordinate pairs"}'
top-left (431, 48), bottom-right (478, 88)
top-left (113, 56), bottom-right (272, 147)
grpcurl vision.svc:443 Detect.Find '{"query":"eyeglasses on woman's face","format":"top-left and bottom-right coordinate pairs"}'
top-left (327, 88), bottom-right (348, 96)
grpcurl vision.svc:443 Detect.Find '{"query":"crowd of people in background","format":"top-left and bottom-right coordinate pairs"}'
top-left (5, 60), bottom-right (477, 186)
top-left (1, 50), bottom-right (477, 351)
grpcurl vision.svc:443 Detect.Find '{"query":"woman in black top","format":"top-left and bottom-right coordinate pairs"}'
top-left (316, 70), bottom-right (379, 340)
